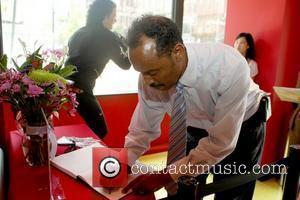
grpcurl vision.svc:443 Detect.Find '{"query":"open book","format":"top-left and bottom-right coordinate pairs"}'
top-left (273, 86), bottom-right (300, 103)
top-left (51, 143), bottom-right (135, 200)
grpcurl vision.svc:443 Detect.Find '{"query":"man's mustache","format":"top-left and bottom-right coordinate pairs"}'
top-left (150, 83), bottom-right (164, 88)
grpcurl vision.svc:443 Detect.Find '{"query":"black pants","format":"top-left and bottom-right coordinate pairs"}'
top-left (167, 97), bottom-right (268, 200)
top-left (76, 91), bottom-right (108, 139)
top-left (72, 73), bottom-right (108, 139)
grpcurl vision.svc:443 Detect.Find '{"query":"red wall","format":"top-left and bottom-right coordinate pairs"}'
top-left (225, 0), bottom-right (286, 95)
top-left (225, 0), bottom-right (300, 163)
top-left (55, 94), bottom-right (169, 153)
top-left (271, 0), bottom-right (300, 160)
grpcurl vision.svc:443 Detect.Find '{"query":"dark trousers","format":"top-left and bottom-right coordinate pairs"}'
top-left (76, 90), bottom-right (108, 139)
top-left (167, 97), bottom-right (268, 200)
top-left (72, 72), bottom-right (108, 139)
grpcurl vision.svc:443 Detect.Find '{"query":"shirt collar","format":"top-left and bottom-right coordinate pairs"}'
top-left (178, 44), bottom-right (197, 88)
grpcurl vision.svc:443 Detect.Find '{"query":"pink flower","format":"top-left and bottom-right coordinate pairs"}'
top-left (68, 108), bottom-right (77, 117)
top-left (12, 84), bottom-right (21, 93)
top-left (22, 76), bottom-right (34, 85)
top-left (11, 71), bottom-right (22, 81)
top-left (0, 47), bottom-right (80, 125)
top-left (41, 82), bottom-right (51, 87)
top-left (6, 69), bottom-right (21, 81)
top-left (42, 49), bottom-right (50, 56)
top-left (69, 92), bottom-right (79, 107)
top-left (0, 82), bottom-right (11, 92)
top-left (0, 71), bottom-right (5, 77)
top-left (55, 50), bottom-right (64, 60)
top-left (57, 79), bottom-right (65, 89)
top-left (27, 84), bottom-right (44, 97)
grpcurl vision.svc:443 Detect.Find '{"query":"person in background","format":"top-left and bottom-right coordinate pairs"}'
top-left (65, 0), bottom-right (131, 139)
top-left (122, 15), bottom-right (270, 200)
top-left (234, 32), bottom-right (258, 79)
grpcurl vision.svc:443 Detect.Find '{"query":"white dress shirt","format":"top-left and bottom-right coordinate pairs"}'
top-left (248, 59), bottom-right (258, 78)
top-left (125, 43), bottom-right (267, 181)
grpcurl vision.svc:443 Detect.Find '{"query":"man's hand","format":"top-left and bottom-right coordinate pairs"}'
top-left (122, 169), bottom-right (174, 195)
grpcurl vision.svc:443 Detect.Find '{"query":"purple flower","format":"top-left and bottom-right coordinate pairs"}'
top-left (68, 108), bottom-right (77, 117)
top-left (41, 82), bottom-right (51, 87)
top-left (22, 76), bottom-right (34, 85)
top-left (42, 49), bottom-right (50, 56)
top-left (27, 84), bottom-right (44, 97)
top-left (69, 92), bottom-right (79, 107)
top-left (0, 82), bottom-right (11, 92)
top-left (11, 71), bottom-right (22, 81)
top-left (57, 79), bottom-right (65, 89)
top-left (12, 84), bottom-right (21, 93)
top-left (52, 49), bottom-right (64, 60)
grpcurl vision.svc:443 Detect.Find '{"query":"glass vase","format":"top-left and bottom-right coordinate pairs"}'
top-left (22, 124), bottom-right (57, 167)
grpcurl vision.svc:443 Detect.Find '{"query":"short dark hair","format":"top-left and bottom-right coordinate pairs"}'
top-left (235, 32), bottom-right (256, 60)
top-left (127, 15), bottom-right (183, 56)
top-left (86, 0), bottom-right (116, 27)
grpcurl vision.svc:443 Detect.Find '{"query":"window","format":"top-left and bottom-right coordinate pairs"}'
top-left (95, 0), bottom-right (172, 95)
top-left (1, 0), bottom-right (227, 95)
top-left (1, 0), bottom-right (172, 95)
top-left (182, 0), bottom-right (227, 43)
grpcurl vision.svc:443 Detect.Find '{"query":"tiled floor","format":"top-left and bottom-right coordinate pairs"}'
top-left (139, 152), bottom-right (283, 200)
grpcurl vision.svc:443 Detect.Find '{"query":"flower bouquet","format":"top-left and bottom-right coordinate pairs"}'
top-left (0, 42), bottom-right (79, 166)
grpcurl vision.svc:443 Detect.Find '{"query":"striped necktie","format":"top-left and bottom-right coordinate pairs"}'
top-left (166, 82), bottom-right (187, 195)
top-left (167, 82), bottom-right (187, 165)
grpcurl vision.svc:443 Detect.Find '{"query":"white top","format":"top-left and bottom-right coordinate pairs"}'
top-left (248, 59), bottom-right (258, 78)
top-left (124, 43), bottom-right (267, 180)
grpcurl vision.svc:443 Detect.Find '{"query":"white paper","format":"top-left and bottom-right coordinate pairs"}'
top-left (57, 136), bottom-right (74, 145)
top-left (51, 143), bottom-right (135, 200)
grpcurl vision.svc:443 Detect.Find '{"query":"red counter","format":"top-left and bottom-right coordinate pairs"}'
top-left (7, 124), bottom-right (154, 200)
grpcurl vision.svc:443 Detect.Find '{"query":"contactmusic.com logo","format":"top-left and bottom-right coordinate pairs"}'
top-left (92, 148), bottom-right (128, 188)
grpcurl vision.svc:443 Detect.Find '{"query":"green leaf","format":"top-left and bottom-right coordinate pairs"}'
top-left (0, 63), bottom-right (5, 72)
top-left (32, 45), bottom-right (42, 56)
top-left (18, 38), bottom-right (28, 55)
top-left (20, 61), bottom-right (30, 69)
top-left (0, 55), bottom-right (8, 70)
top-left (51, 64), bottom-right (63, 74)
top-left (0, 55), bottom-right (8, 72)
top-left (11, 58), bottom-right (21, 71)
top-left (58, 65), bottom-right (77, 78)
top-left (60, 98), bottom-right (68, 104)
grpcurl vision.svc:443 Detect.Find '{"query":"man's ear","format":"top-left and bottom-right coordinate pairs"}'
top-left (172, 43), bottom-right (185, 60)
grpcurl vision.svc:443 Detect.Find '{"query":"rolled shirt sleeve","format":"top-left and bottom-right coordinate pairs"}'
top-left (125, 76), bottom-right (166, 166)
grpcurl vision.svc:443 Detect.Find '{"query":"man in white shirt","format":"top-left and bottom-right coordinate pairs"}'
top-left (122, 15), bottom-right (269, 200)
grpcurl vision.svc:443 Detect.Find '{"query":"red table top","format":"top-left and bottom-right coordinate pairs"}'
top-left (8, 124), bottom-right (155, 200)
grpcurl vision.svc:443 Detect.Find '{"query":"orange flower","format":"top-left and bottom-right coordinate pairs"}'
top-left (31, 59), bottom-right (40, 69)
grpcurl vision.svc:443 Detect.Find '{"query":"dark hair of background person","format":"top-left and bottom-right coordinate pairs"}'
top-left (127, 15), bottom-right (183, 57)
top-left (86, 0), bottom-right (116, 27)
top-left (235, 32), bottom-right (256, 60)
